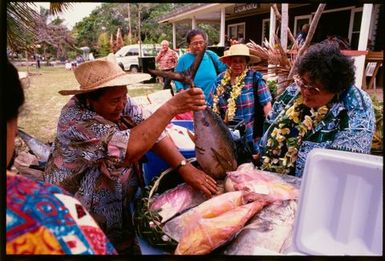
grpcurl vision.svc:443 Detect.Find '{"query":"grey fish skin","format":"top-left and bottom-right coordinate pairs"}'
top-left (224, 199), bottom-right (297, 255)
top-left (193, 108), bottom-right (237, 179)
top-left (17, 129), bottom-right (51, 162)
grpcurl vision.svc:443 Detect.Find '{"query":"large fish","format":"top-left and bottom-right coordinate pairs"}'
top-left (149, 182), bottom-right (207, 223)
top-left (162, 191), bottom-right (246, 242)
top-left (224, 199), bottom-right (298, 255)
top-left (148, 46), bottom-right (237, 178)
top-left (17, 129), bottom-right (51, 162)
top-left (193, 108), bottom-right (237, 178)
top-left (225, 162), bottom-right (300, 201)
top-left (174, 200), bottom-right (268, 255)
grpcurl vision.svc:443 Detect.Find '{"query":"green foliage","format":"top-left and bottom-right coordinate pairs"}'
top-left (67, 51), bottom-right (77, 60)
top-left (370, 95), bottom-right (383, 155)
top-left (7, 2), bottom-right (39, 52)
top-left (266, 78), bottom-right (278, 100)
top-left (97, 32), bottom-right (111, 57)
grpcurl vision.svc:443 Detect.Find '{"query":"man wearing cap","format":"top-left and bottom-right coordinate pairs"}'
top-left (43, 55), bottom-right (218, 254)
top-left (208, 44), bottom-right (272, 162)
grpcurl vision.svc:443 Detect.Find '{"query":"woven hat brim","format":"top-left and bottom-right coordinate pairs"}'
top-left (59, 73), bottom-right (152, 95)
top-left (219, 54), bottom-right (261, 65)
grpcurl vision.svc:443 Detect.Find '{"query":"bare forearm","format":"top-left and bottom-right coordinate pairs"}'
top-left (125, 105), bottom-right (175, 163)
top-left (263, 102), bottom-right (272, 117)
top-left (151, 136), bottom-right (185, 169)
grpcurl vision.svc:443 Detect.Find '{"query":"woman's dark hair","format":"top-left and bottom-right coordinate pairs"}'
top-left (186, 29), bottom-right (207, 45)
top-left (76, 87), bottom-right (109, 102)
top-left (295, 42), bottom-right (355, 94)
top-left (6, 60), bottom-right (25, 121)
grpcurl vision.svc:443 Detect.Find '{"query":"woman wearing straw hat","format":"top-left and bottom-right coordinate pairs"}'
top-left (6, 60), bottom-right (117, 254)
top-left (43, 55), bottom-right (218, 254)
top-left (208, 44), bottom-right (272, 163)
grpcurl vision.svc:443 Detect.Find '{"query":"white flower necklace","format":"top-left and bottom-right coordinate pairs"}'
top-left (212, 69), bottom-right (248, 123)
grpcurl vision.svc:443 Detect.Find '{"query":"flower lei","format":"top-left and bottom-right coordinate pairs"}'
top-left (261, 95), bottom-right (329, 175)
top-left (212, 69), bottom-right (248, 123)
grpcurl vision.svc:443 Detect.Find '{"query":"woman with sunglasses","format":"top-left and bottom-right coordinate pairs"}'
top-left (256, 42), bottom-right (375, 177)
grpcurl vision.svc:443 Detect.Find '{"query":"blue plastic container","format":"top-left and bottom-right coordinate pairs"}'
top-left (142, 120), bottom-right (195, 185)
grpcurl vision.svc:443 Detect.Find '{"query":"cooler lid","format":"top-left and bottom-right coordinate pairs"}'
top-left (292, 149), bottom-right (383, 256)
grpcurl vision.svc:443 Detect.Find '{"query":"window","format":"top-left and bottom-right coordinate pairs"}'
top-left (228, 23), bottom-right (245, 43)
top-left (127, 48), bottom-right (139, 56)
top-left (294, 15), bottom-right (311, 36)
top-left (262, 19), bottom-right (270, 44)
top-left (350, 8), bottom-right (362, 50)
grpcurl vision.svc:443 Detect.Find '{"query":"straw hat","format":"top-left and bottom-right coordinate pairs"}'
top-left (59, 53), bottom-right (152, 95)
top-left (220, 44), bottom-right (261, 65)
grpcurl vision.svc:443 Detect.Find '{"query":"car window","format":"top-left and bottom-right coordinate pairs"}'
top-left (127, 48), bottom-right (139, 56)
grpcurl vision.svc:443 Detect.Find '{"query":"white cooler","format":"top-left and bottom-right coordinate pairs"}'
top-left (288, 148), bottom-right (383, 256)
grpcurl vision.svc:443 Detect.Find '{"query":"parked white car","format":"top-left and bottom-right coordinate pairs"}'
top-left (114, 44), bottom-right (160, 72)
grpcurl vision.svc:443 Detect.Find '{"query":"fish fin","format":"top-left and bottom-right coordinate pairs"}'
top-left (211, 148), bottom-right (236, 171)
top-left (148, 69), bottom-right (186, 82)
top-left (187, 129), bottom-right (196, 143)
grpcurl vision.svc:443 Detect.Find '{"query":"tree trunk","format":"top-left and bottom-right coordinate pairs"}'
top-left (127, 3), bottom-right (132, 40)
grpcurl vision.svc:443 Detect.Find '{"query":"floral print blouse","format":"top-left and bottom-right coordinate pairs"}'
top-left (259, 84), bottom-right (375, 177)
top-left (43, 95), bottom-right (166, 252)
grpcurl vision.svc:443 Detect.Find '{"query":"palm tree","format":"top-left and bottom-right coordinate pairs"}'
top-left (7, 2), bottom-right (73, 53)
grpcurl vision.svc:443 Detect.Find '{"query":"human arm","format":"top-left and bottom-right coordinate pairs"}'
top-left (151, 136), bottom-right (218, 197)
top-left (207, 50), bottom-right (228, 74)
top-left (263, 102), bottom-right (272, 116)
top-left (155, 50), bottom-right (165, 63)
top-left (255, 73), bottom-right (273, 113)
top-left (124, 88), bottom-right (206, 163)
top-left (329, 91), bottom-right (375, 154)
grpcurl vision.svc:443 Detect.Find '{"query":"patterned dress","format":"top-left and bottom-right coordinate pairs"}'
top-left (6, 172), bottom-right (117, 255)
top-left (259, 84), bottom-right (376, 177)
top-left (208, 70), bottom-right (272, 153)
top-left (43, 96), bottom-right (166, 254)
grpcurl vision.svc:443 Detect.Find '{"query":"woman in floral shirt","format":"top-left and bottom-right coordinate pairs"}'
top-left (43, 55), bottom-right (217, 254)
top-left (258, 42), bottom-right (375, 177)
top-left (6, 60), bottom-right (116, 255)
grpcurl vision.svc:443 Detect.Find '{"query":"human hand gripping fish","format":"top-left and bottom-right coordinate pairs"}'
top-left (148, 44), bottom-right (219, 197)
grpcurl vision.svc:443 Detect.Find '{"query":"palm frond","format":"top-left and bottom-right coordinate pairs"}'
top-left (48, 2), bottom-right (74, 15)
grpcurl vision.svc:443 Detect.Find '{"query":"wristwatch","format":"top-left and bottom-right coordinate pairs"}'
top-left (175, 159), bottom-right (187, 171)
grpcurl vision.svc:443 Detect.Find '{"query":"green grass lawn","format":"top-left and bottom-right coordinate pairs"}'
top-left (17, 66), bottom-right (162, 143)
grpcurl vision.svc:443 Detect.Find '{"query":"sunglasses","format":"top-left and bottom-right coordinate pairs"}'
top-left (293, 74), bottom-right (320, 94)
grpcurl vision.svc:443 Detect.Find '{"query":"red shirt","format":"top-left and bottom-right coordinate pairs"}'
top-left (155, 48), bottom-right (178, 70)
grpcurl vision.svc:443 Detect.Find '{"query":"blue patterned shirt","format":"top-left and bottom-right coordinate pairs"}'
top-left (259, 84), bottom-right (376, 177)
top-left (208, 70), bottom-right (272, 152)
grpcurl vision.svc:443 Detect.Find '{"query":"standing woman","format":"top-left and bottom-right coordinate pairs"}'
top-left (208, 44), bottom-right (272, 160)
top-left (174, 29), bottom-right (227, 101)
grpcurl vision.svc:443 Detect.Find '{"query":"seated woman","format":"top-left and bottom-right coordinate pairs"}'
top-left (6, 60), bottom-right (117, 255)
top-left (208, 44), bottom-right (272, 162)
top-left (257, 42), bottom-right (375, 177)
top-left (43, 55), bottom-right (218, 254)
